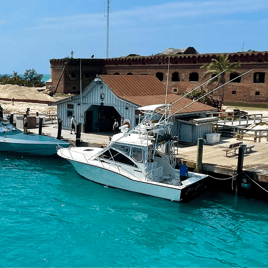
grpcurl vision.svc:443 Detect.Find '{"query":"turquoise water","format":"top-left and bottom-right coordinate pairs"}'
top-left (1, 153), bottom-right (268, 267)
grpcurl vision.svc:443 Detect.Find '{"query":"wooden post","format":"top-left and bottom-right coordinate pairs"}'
top-left (254, 130), bottom-right (257, 142)
top-left (235, 144), bottom-right (246, 195)
top-left (39, 117), bottom-right (43, 135)
top-left (266, 130), bottom-right (268, 142)
top-left (196, 138), bottom-right (204, 173)
top-left (9, 113), bottom-right (14, 125)
top-left (76, 123), bottom-right (82, 146)
top-left (57, 119), bottom-right (62, 140)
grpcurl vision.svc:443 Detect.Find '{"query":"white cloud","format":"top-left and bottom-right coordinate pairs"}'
top-left (113, 0), bottom-right (268, 22)
top-left (27, 0), bottom-right (268, 31)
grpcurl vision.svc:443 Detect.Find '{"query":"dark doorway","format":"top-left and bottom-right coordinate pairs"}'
top-left (85, 105), bottom-right (121, 133)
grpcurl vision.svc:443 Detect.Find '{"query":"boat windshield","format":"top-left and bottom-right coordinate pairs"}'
top-left (112, 144), bottom-right (130, 156)
top-left (0, 122), bottom-right (18, 133)
top-left (131, 147), bottom-right (145, 163)
top-left (98, 148), bottom-right (137, 167)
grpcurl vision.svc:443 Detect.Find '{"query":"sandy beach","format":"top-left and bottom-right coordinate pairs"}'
top-left (0, 84), bottom-right (61, 115)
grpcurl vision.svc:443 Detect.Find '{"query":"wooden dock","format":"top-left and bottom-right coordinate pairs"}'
top-left (175, 137), bottom-right (268, 183)
top-left (27, 124), bottom-right (268, 184)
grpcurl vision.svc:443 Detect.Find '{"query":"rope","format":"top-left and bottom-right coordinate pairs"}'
top-left (207, 171), bottom-right (268, 194)
top-left (208, 172), bottom-right (240, 181)
top-left (243, 172), bottom-right (268, 194)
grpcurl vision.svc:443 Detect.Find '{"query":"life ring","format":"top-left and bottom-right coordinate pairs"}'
top-left (123, 119), bottom-right (130, 129)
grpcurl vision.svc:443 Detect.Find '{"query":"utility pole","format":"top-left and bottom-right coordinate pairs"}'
top-left (106, 0), bottom-right (110, 59)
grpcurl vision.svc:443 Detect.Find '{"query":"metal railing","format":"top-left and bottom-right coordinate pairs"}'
top-left (59, 145), bottom-right (143, 181)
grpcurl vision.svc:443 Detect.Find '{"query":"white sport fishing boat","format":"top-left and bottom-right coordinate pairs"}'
top-left (57, 104), bottom-right (207, 202)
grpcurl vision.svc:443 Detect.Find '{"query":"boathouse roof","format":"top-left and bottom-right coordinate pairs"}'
top-left (99, 75), bottom-right (216, 115)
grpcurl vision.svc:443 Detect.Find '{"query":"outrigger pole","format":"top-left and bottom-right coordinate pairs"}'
top-left (163, 69), bottom-right (253, 122)
top-left (164, 57), bottom-right (171, 120)
top-left (165, 57), bottom-right (170, 105)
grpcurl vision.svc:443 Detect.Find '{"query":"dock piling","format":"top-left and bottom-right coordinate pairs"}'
top-left (76, 123), bottom-right (82, 146)
top-left (196, 138), bottom-right (204, 173)
top-left (57, 119), bottom-right (62, 140)
top-left (9, 114), bottom-right (14, 125)
top-left (39, 117), bottom-right (43, 135)
top-left (235, 144), bottom-right (246, 195)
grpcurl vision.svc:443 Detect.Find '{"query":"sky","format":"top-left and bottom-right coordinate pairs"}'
top-left (0, 0), bottom-right (268, 74)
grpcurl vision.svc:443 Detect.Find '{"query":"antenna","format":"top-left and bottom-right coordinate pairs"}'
top-left (106, 0), bottom-right (110, 59)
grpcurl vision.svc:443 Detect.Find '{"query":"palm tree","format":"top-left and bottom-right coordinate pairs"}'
top-left (200, 54), bottom-right (240, 110)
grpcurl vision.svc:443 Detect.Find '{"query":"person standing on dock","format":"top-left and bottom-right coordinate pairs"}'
top-left (23, 115), bottom-right (27, 134)
top-left (113, 119), bottom-right (119, 134)
top-left (70, 115), bottom-right (77, 134)
top-left (180, 161), bottom-right (188, 181)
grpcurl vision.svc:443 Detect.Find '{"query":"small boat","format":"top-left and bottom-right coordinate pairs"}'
top-left (0, 121), bottom-right (69, 156)
top-left (57, 104), bottom-right (207, 202)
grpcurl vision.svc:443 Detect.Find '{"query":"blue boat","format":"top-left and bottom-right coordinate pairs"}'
top-left (0, 121), bottom-right (69, 156)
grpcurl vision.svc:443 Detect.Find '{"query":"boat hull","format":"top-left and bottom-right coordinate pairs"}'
top-left (0, 134), bottom-right (69, 156)
top-left (0, 142), bottom-right (66, 156)
top-left (68, 159), bottom-right (206, 202)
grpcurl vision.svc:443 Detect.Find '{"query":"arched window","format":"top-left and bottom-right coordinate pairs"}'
top-left (84, 73), bottom-right (90, 79)
top-left (69, 73), bottom-right (76, 80)
top-left (172, 72), bottom-right (180, 82)
top-left (254, 72), bottom-right (265, 83)
top-left (230, 73), bottom-right (241, 83)
top-left (127, 73), bottom-right (133, 75)
top-left (156, 72), bottom-right (164, 81)
top-left (255, 91), bottom-right (260, 95)
top-left (189, 72), bottom-right (199, 81)
top-left (173, 88), bottom-right (178, 93)
top-left (232, 91), bottom-right (236, 94)
top-left (114, 72), bottom-right (120, 75)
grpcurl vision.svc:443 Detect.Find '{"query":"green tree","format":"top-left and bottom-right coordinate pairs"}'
top-left (187, 86), bottom-right (220, 108)
top-left (24, 69), bottom-right (44, 87)
top-left (200, 54), bottom-right (240, 110)
top-left (12, 71), bottom-right (19, 79)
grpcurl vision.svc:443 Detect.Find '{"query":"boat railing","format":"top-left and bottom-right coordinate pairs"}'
top-left (97, 157), bottom-right (143, 181)
top-left (58, 145), bottom-right (90, 165)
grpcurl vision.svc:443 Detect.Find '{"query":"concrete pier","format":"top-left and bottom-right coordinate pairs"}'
top-left (24, 124), bottom-right (110, 147)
